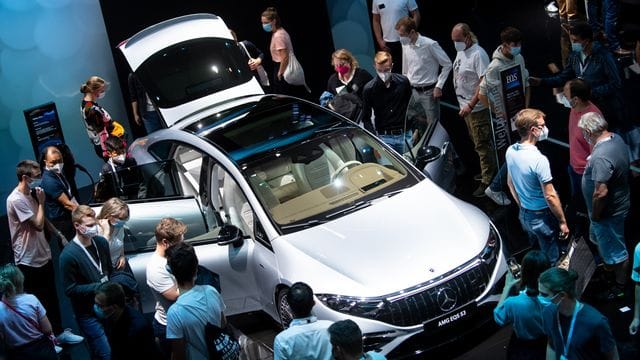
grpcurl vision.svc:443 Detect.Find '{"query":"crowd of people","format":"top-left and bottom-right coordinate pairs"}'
top-left (1, 1), bottom-right (640, 359)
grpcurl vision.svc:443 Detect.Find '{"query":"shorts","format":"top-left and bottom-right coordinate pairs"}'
top-left (590, 212), bottom-right (628, 265)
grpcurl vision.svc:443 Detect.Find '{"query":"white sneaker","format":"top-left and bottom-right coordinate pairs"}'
top-left (56, 328), bottom-right (84, 344)
top-left (55, 345), bottom-right (63, 354)
top-left (545, 2), bottom-right (559, 12)
top-left (484, 187), bottom-right (511, 206)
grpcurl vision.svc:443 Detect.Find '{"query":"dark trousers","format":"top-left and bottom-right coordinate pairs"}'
top-left (49, 217), bottom-right (74, 247)
top-left (18, 261), bottom-right (63, 335)
top-left (385, 41), bottom-right (403, 74)
top-left (152, 318), bottom-right (171, 360)
top-left (270, 63), bottom-right (310, 100)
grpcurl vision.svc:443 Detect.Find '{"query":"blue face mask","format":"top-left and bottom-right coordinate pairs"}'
top-left (571, 42), bottom-right (583, 53)
top-left (262, 23), bottom-right (273, 33)
top-left (112, 219), bottom-right (127, 228)
top-left (509, 46), bottom-right (521, 56)
top-left (28, 178), bottom-right (42, 190)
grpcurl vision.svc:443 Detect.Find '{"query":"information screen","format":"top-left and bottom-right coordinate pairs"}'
top-left (23, 102), bottom-right (66, 158)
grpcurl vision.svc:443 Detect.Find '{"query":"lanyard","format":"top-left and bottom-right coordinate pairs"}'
top-left (578, 58), bottom-right (590, 77)
top-left (557, 301), bottom-right (581, 359)
top-left (73, 238), bottom-right (102, 275)
top-left (54, 172), bottom-right (72, 198)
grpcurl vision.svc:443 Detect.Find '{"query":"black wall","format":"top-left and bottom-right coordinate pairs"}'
top-left (99, 0), bottom-right (335, 137)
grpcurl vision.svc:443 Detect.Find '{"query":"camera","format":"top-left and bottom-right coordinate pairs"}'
top-left (507, 257), bottom-right (521, 279)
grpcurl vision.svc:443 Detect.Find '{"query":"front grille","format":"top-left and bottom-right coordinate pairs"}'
top-left (382, 261), bottom-right (491, 327)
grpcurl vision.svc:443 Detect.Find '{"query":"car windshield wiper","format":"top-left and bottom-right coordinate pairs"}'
top-left (382, 188), bottom-right (406, 198)
top-left (325, 200), bottom-right (372, 219)
top-left (280, 219), bottom-right (328, 230)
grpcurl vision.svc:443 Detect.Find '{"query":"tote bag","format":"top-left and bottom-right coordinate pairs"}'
top-left (283, 52), bottom-right (309, 91)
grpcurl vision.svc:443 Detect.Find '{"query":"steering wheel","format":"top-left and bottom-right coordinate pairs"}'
top-left (330, 161), bottom-right (363, 182)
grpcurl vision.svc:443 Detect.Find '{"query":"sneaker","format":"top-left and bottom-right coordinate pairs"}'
top-left (545, 2), bottom-right (558, 12)
top-left (472, 183), bottom-right (488, 197)
top-left (55, 345), bottom-right (63, 354)
top-left (484, 187), bottom-right (511, 206)
top-left (56, 328), bottom-right (84, 344)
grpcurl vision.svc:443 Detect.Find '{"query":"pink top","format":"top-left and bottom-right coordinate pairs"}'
top-left (569, 102), bottom-right (601, 174)
top-left (270, 28), bottom-right (293, 63)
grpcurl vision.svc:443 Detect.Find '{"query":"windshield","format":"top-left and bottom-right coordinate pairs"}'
top-left (135, 38), bottom-right (253, 108)
top-left (185, 96), bottom-right (422, 233)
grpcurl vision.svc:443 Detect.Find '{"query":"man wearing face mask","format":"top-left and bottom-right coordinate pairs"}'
top-left (538, 267), bottom-right (618, 359)
top-left (479, 26), bottom-right (530, 206)
top-left (371, 0), bottom-right (420, 74)
top-left (60, 205), bottom-right (113, 359)
top-left (7, 160), bottom-right (84, 348)
top-left (557, 79), bottom-right (602, 232)
top-left (579, 112), bottom-right (630, 300)
top-left (506, 109), bottom-right (570, 265)
top-left (41, 146), bottom-right (78, 245)
top-left (362, 51), bottom-right (412, 154)
top-left (146, 217), bottom-right (187, 359)
top-left (530, 22), bottom-right (625, 132)
top-left (94, 282), bottom-right (157, 359)
top-left (451, 23), bottom-right (497, 198)
top-left (395, 16), bottom-right (452, 144)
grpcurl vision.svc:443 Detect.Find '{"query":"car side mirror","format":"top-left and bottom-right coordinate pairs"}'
top-left (415, 145), bottom-right (441, 169)
top-left (215, 224), bottom-right (244, 248)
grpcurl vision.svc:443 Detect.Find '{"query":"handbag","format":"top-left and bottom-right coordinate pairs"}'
top-left (2, 299), bottom-right (58, 352)
top-left (556, 235), bottom-right (596, 297)
top-left (238, 42), bottom-right (270, 87)
top-left (205, 322), bottom-right (240, 360)
top-left (283, 52), bottom-right (310, 92)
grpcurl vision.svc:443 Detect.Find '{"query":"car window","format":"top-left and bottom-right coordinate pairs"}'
top-left (94, 160), bottom-right (183, 203)
top-left (135, 38), bottom-right (253, 108)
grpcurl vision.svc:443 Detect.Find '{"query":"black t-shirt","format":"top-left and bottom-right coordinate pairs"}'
top-left (326, 67), bottom-right (373, 99)
top-left (106, 306), bottom-right (158, 359)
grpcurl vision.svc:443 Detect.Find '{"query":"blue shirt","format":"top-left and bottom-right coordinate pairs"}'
top-left (493, 290), bottom-right (546, 340)
top-left (506, 143), bottom-right (552, 211)
top-left (41, 169), bottom-right (73, 220)
top-left (273, 316), bottom-right (333, 360)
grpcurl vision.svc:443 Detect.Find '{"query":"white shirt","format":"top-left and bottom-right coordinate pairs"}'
top-left (372, 0), bottom-right (418, 42)
top-left (273, 316), bottom-right (333, 360)
top-left (146, 252), bottom-right (176, 325)
top-left (453, 43), bottom-right (490, 112)
top-left (401, 34), bottom-right (452, 89)
top-left (6, 188), bottom-right (51, 267)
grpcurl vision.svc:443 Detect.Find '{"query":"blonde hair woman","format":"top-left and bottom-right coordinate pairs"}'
top-left (326, 49), bottom-right (373, 99)
top-left (97, 197), bottom-right (130, 271)
top-left (0, 264), bottom-right (57, 359)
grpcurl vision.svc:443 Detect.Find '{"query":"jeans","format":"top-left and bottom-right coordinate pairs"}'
top-left (142, 110), bottom-right (162, 134)
top-left (152, 318), bottom-right (171, 360)
top-left (587, 0), bottom-right (622, 50)
top-left (489, 163), bottom-right (508, 192)
top-left (590, 212), bottom-right (628, 265)
top-left (77, 316), bottom-right (110, 360)
top-left (378, 131), bottom-right (412, 155)
top-left (518, 207), bottom-right (561, 264)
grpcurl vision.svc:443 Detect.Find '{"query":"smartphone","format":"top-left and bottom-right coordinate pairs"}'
top-left (507, 257), bottom-right (521, 279)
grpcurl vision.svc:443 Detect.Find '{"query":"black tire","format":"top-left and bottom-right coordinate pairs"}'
top-left (276, 287), bottom-right (294, 329)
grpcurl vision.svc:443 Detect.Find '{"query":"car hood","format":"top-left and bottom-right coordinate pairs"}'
top-left (273, 180), bottom-right (491, 297)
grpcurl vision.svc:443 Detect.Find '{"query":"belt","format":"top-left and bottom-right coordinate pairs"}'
top-left (378, 127), bottom-right (405, 135)
top-left (520, 207), bottom-right (549, 215)
top-left (412, 83), bottom-right (436, 92)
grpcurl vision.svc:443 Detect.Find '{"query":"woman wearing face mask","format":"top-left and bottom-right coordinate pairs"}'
top-left (81, 76), bottom-right (125, 161)
top-left (538, 267), bottom-right (619, 359)
top-left (0, 264), bottom-right (58, 359)
top-left (97, 198), bottom-right (130, 272)
top-left (326, 49), bottom-right (373, 99)
top-left (494, 250), bottom-right (550, 359)
top-left (260, 7), bottom-right (308, 98)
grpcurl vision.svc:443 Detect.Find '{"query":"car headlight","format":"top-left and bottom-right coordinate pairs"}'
top-left (316, 294), bottom-right (390, 321)
top-left (479, 223), bottom-right (500, 266)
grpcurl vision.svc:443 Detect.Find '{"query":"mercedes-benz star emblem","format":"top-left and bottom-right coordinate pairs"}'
top-left (436, 287), bottom-right (458, 312)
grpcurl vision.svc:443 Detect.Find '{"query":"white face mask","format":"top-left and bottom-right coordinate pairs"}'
top-left (399, 36), bottom-right (411, 46)
top-left (555, 93), bottom-right (572, 109)
top-left (377, 71), bottom-right (391, 83)
top-left (113, 154), bottom-right (126, 164)
top-left (47, 163), bottom-right (63, 174)
top-left (537, 126), bottom-right (549, 141)
top-left (80, 224), bottom-right (100, 238)
top-left (97, 92), bottom-right (106, 99)
top-left (454, 41), bottom-right (467, 52)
